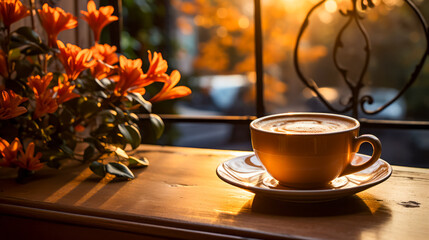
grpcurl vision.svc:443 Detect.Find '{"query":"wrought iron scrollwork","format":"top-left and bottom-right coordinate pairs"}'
top-left (294, 0), bottom-right (429, 118)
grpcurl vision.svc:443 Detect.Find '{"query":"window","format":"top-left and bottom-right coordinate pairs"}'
top-left (117, 0), bottom-right (429, 167)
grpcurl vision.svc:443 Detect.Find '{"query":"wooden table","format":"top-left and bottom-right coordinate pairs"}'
top-left (0, 145), bottom-right (428, 240)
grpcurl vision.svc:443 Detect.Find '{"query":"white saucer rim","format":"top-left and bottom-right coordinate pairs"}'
top-left (216, 153), bottom-right (392, 195)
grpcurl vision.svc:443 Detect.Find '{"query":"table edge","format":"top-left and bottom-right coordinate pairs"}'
top-left (0, 197), bottom-right (310, 240)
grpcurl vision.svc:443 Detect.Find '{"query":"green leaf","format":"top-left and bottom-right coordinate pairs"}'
top-left (96, 90), bottom-right (108, 99)
top-left (95, 78), bottom-right (115, 91)
top-left (113, 106), bottom-right (125, 120)
top-left (89, 161), bottom-right (106, 177)
top-left (10, 27), bottom-right (48, 55)
top-left (15, 27), bottom-right (42, 44)
top-left (75, 76), bottom-right (99, 92)
top-left (112, 133), bottom-right (127, 149)
top-left (83, 146), bottom-right (95, 162)
top-left (128, 156), bottom-right (149, 168)
top-left (127, 92), bottom-right (152, 112)
top-left (113, 147), bottom-right (129, 160)
top-left (92, 123), bottom-right (115, 137)
top-left (41, 150), bottom-right (68, 169)
top-left (59, 108), bottom-right (75, 125)
top-left (79, 99), bottom-right (100, 119)
top-left (58, 132), bottom-right (76, 149)
top-left (46, 159), bottom-right (61, 169)
top-left (118, 124), bottom-right (141, 149)
top-left (14, 60), bottom-right (34, 79)
top-left (106, 162), bottom-right (135, 180)
top-left (22, 45), bottom-right (47, 55)
top-left (84, 138), bottom-right (105, 153)
top-left (60, 144), bottom-right (74, 157)
top-left (8, 48), bottom-right (21, 61)
top-left (99, 110), bottom-right (117, 123)
top-left (127, 113), bottom-right (139, 122)
top-left (150, 114), bottom-right (165, 139)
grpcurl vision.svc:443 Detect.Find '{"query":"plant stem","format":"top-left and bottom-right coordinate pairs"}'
top-left (43, 53), bottom-right (48, 74)
top-left (29, 0), bottom-right (36, 31)
top-left (29, 0), bottom-right (43, 67)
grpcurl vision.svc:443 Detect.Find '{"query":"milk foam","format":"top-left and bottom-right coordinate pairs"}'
top-left (257, 117), bottom-right (354, 134)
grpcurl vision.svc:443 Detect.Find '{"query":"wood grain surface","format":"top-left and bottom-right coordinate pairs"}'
top-left (0, 145), bottom-right (428, 240)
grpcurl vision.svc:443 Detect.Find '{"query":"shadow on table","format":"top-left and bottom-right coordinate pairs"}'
top-left (249, 194), bottom-right (389, 217)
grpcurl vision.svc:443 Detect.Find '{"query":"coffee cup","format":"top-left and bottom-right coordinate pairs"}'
top-left (250, 112), bottom-right (382, 188)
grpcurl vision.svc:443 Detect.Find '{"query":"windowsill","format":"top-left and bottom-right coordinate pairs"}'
top-left (0, 144), bottom-right (428, 239)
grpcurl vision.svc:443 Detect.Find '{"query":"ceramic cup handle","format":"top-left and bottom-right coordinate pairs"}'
top-left (341, 134), bottom-right (382, 176)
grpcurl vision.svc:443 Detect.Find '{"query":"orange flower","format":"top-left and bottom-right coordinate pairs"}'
top-left (74, 124), bottom-right (85, 133)
top-left (0, 138), bottom-right (22, 168)
top-left (90, 43), bottom-right (118, 79)
top-left (53, 74), bottom-right (79, 104)
top-left (16, 142), bottom-right (43, 171)
top-left (57, 40), bottom-right (96, 80)
top-left (115, 55), bottom-right (150, 96)
top-left (150, 70), bottom-right (191, 103)
top-left (0, 89), bottom-right (28, 120)
top-left (27, 73), bottom-right (58, 119)
top-left (145, 51), bottom-right (169, 82)
top-left (0, 0), bottom-right (29, 30)
top-left (38, 3), bottom-right (77, 47)
top-left (33, 89), bottom-right (58, 119)
top-left (81, 0), bottom-right (118, 43)
top-left (27, 73), bottom-right (53, 95)
top-left (0, 49), bottom-right (9, 78)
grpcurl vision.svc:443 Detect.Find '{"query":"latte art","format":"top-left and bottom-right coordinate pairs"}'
top-left (256, 117), bottom-right (354, 134)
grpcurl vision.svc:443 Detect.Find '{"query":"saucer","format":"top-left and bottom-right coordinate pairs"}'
top-left (216, 153), bottom-right (392, 202)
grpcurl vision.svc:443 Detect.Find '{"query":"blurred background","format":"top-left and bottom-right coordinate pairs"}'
top-left (102, 0), bottom-right (429, 168)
